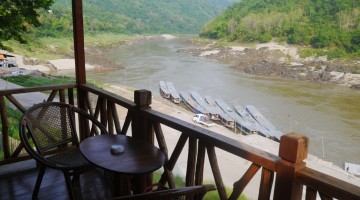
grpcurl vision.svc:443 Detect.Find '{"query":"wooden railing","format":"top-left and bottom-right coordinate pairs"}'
top-left (0, 84), bottom-right (76, 164)
top-left (1, 84), bottom-right (360, 199)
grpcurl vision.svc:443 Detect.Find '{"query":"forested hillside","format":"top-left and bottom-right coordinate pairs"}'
top-left (200, 0), bottom-right (360, 56)
top-left (32, 0), bottom-right (237, 36)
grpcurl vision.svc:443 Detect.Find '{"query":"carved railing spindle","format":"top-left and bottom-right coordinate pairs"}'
top-left (259, 168), bottom-right (274, 200)
top-left (47, 90), bottom-right (58, 102)
top-left (159, 133), bottom-right (188, 188)
top-left (229, 163), bottom-right (260, 200)
top-left (305, 187), bottom-right (317, 200)
top-left (59, 89), bottom-right (66, 103)
top-left (99, 97), bottom-right (107, 129)
top-left (186, 137), bottom-right (197, 186)
top-left (195, 141), bottom-right (205, 186)
top-left (319, 192), bottom-right (332, 200)
top-left (207, 145), bottom-right (227, 200)
top-left (5, 95), bottom-right (26, 113)
top-left (107, 100), bottom-right (114, 134)
top-left (68, 88), bottom-right (74, 105)
top-left (121, 110), bottom-right (132, 135)
top-left (109, 102), bottom-right (121, 134)
top-left (0, 95), bottom-right (10, 159)
top-left (153, 121), bottom-right (169, 160)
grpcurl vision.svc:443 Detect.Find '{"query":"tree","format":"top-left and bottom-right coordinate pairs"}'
top-left (0, 0), bottom-right (53, 50)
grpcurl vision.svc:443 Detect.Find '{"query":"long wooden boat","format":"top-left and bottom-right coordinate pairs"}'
top-left (159, 81), bottom-right (170, 99)
top-left (165, 82), bottom-right (180, 104)
top-left (215, 98), bottom-right (258, 135)
top-left (245, 105), bottom-right (283, 141)
top-left (179, 91), bottom-right (209, 115)
top-left (234, 104), bottom-right (271, 137)
top-left (234, 105), bottom-right (260, 126)
top-left (190, 91), bottom-right (220, 120)
top-left (204, 96), bottom-right (234, 129)
top-left (245, 105), bottom-right (276, 131)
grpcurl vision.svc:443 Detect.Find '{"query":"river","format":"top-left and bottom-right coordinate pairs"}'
top-left (59, 36), bottom-right (360, 167)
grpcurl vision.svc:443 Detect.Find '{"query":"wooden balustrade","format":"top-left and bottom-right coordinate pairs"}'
top-left (1, 85), bottom-right (360, 199)
top-left (0, 84), bottom-right (76, 165)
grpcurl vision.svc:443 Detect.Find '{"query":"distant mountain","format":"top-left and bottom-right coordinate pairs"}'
top-left (34, 0), bottom-right (239, 36)
top-left (200, 0), bottom-right (360, 57)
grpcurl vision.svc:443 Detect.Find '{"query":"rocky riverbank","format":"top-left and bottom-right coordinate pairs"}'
top-left (178, 41), bottom-right (360, 89)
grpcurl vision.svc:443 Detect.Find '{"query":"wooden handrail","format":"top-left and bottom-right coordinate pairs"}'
top-left (79, 84), bottom-right (136, 110)
top-left (296, 167), bottom-right (360, 199)
top-left (142, 108), bottom-right (280, 171)
top-left (0, 84), bottom-right (76, 95)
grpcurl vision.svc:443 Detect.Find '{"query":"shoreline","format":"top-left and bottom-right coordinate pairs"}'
top-left (179, 40), bottom-right (360, 90)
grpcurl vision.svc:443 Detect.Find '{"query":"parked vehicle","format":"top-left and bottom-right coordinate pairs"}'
top-left (192, 114), bottom-right (215, 127)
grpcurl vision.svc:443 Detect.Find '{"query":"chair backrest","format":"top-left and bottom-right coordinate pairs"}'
top-left (20, 102), bottom-right (108, 163)
top-left (21, 102), bottom-right (78, 155)
top-left (113, 184), bottom-right (216, 200)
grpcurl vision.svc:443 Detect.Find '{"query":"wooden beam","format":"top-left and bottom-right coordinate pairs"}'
top-left (72, 0), bottom-right (86, 84)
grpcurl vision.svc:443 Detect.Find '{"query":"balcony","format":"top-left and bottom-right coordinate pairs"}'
top-left (1, 0), bottom-right (360, 199)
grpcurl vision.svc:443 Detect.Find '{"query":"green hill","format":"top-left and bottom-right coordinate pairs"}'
top-left (200, 0), bottom-right (360, 57)
top-left (33, 0), bottom-right (238, 36)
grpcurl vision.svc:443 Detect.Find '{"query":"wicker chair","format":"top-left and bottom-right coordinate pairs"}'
top-left (19, 102), bottom-right (108, 200)
top-left (112, 184), bottom-right (216, 200)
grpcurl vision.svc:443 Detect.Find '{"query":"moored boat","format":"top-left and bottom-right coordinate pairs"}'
top-left (179, 91), bottom-right (209, 115)
top-left (191, 91), bottom-right (220, 120)
top-left (159, 81), bottom-right (170, 99)
top-left (204, 96), bottom-right (234, 129)
top-left (165, 82), bottom-right (180, 104)
top-left (245, 105), bottom-right (283, 141)
top-left (245, 105), bottom-right (277, 131)
top-left (215, 99), bottom-right (257, 135)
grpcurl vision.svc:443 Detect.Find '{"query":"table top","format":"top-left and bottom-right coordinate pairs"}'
top-left (80, 134), bottom-right (165, 175)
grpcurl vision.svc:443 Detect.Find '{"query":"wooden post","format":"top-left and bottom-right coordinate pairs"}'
top-left (0, 95), bottom-right (10, 158)
top-left (132, 90), bottom-right (152, 141)
top-left (274, 133), bottom-right (309, 200)
top-left (72, 0), bottom-right (86, 84)
top-left (72, 0), bottom-right (88, 141)
top-left (132, 90), bottom-right (153, 194)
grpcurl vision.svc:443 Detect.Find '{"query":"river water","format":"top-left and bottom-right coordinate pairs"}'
top-left (60, 36), bottom-right (360, 167)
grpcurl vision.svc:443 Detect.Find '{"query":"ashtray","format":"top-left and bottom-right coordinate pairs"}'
top-left (110, 144), bottom-right (124, 154)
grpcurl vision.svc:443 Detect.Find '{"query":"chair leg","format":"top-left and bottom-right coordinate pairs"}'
top-left (63, 171), bottom-right (76, 200)
top-left (72, 173), bottom-right (83, 200)
top-left (32, 165), bottom-right (46, 200)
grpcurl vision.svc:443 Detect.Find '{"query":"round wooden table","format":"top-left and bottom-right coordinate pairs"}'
top-left (80, 134), bottom-right (165, 196)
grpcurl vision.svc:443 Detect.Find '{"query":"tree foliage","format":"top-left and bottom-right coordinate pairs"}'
top-left (0, 0), bottom-right (54, 50)
top-left (31, 0), bottom-right (237, 37)
top-left (200, 0), bottom-right (360, 56)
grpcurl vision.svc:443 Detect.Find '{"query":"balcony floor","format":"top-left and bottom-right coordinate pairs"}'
top-left (0, 160), bottom-right (112, 200)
